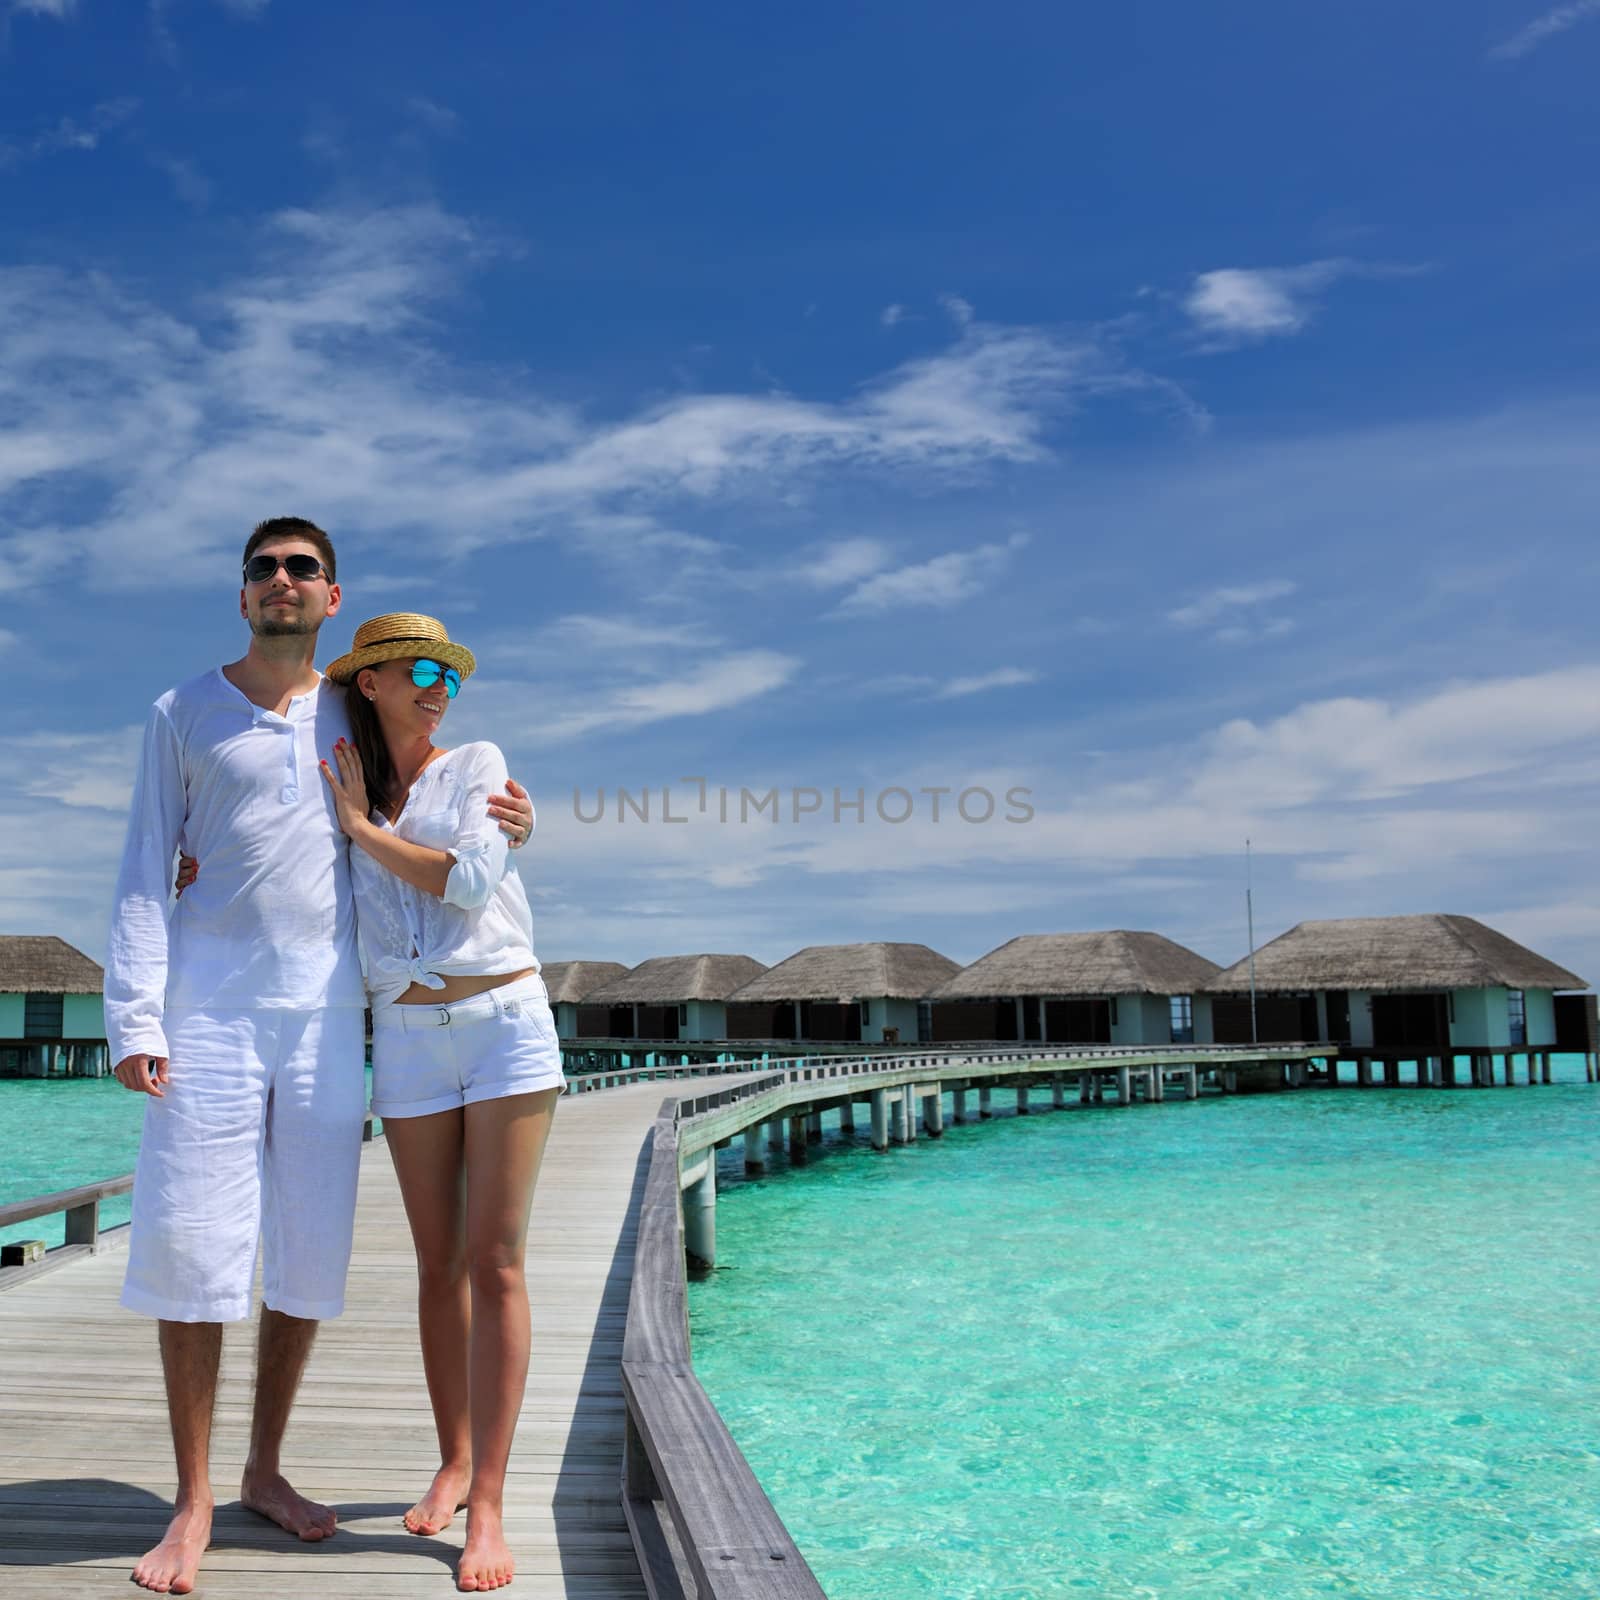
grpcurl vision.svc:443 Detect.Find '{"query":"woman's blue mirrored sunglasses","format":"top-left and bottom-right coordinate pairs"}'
top-left (410, 659), bottom-right (461, 698)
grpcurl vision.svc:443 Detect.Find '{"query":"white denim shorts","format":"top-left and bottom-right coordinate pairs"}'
top-left (121, 1006), bottom-right (366, 1325)
top-left (370, 972), bottom-right (566, 1120)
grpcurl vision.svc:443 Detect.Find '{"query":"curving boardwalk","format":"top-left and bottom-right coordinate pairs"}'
top-left (0, 1077), bottom-right (696, 1598)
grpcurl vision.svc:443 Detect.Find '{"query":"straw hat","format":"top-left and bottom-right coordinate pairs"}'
top-left (325, 613), bottom-right (477, 686)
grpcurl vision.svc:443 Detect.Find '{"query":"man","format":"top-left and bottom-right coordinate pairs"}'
top-left (104, 517), bottom-right (533, 1596)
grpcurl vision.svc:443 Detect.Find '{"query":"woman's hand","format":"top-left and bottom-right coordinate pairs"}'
top-left (174, 854), bottom-right (199, 898)
top-left (491, 777), bottom-right (535, 849)
top-left (320, 737), bottom-right (372, 838)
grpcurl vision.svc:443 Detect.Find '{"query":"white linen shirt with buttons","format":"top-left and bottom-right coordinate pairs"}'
top-left (350, 741), bottom-right (540, 1011)
top-left (104, 669), bottom-right (366, 1065)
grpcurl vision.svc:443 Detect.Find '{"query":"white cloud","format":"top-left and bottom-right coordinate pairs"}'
top-left (406, 95), bottom-right (460, 134)
top-left (0, 99), bottom-right (138, 169)
top-left (880, 304), bottom-right (907, 328)
top-left (150, 154), bottom-right (211, 208)
top-left (459, 650), bottom-right (803, 745)
top-left (1168, 579), bottom-right (1297, 631)
top-left (935, 667), bottom-right (1039, 699)
top-left (1490, 0), bottom-right (1600, 58)
top-left (939, 293), bottom-right (975, 327)
top-left (1185, 263), bottom-right (1352, 341)
top-left (11, 0), bottom-right (78, 15)
top-left (799, 538), bottom-right (892, 588)
top-left (831, 533), bottom-right (1028, 616)
top-left (0, 204), bottom-right (1184, 596)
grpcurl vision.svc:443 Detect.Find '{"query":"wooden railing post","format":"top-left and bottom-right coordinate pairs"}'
top-left (63, 1199), bottom-right (99, 1251)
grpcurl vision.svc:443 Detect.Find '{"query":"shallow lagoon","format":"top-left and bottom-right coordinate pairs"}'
top-left (688, 1060), bottom-right (1600, 1599)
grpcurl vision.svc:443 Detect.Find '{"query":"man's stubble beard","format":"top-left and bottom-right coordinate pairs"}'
top-left (251, 613), bottom-right (320, 638)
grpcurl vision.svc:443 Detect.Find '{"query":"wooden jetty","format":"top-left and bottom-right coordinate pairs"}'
top-left (2, 1037), bottom-right (1590, 1598)
top-left (0, 1078), bottom-right (685, 1597)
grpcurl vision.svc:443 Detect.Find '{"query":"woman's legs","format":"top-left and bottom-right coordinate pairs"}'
top-left (457, 1087), bottom-right (560, 1593)
top-left (383, 1108), bottom-right (473, 1535)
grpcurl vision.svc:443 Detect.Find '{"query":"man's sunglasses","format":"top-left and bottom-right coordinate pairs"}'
top-left (410, 659), bottom-right (462, 699)
top-left (243, 553), bottom-right (329, 584)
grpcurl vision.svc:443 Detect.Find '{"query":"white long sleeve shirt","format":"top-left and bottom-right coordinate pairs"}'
top-left (348, 741), bottom-right (540, 1011)
top-left (104, 669), bottom-right (365, 1064)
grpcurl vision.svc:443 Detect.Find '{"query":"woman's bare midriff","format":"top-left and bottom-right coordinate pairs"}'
top-left (394, 968), bottom-right (538, 1005)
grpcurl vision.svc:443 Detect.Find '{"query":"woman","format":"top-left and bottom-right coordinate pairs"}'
top-left (322, 612), bottom-right (565, 1595)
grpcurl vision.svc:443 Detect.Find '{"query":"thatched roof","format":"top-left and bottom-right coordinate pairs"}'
top-left (930, 932), bottom-right (1222, 999)
top-left (0, 936), bottom-right (104, 994)
top-left (582, 954), bottom-right (768, 1006)
top-left (727, 943), bottom-right (960, 1003)
top-left (1209, 915), bottom-right (1585, 993)
top-left (539, 961), bottom-right (631, 1006)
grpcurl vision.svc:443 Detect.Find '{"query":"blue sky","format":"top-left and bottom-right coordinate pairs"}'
top-left (4, 0), bottom-right (1599, 985)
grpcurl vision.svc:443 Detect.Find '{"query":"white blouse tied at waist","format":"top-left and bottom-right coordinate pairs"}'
top-left (349, 741), bottom-right (540, 1010)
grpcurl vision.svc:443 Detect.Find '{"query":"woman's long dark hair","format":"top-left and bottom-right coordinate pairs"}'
top-left (345, 669), bottom-right (400, 819)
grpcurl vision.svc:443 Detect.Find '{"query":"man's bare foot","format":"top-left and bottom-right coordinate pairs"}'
top-left (457, 1502), bottom-right (514, 1591)
top-left (240, 1469), bottom-right (337, 1541)
top-left (131, 1497), bottom-right (212, 1594)
top-left (404, 1459), bottom-right (473, 1535)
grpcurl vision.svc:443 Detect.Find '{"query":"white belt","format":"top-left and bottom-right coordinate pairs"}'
top-left (372, 972), bottom-right (543, 1031)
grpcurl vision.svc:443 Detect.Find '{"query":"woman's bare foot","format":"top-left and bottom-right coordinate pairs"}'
top-left (131, 1496), bottom-right (213, 1594)
top-left (240, 1468), bottom-right (338, 1540)
top-left (457, 1502), bottom-right (514, 1591)
top-left (404, 1459), bottom-right (473, 1535)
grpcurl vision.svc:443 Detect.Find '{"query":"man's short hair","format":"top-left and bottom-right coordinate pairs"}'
top-left (242, 517), bottom-right (337, 582)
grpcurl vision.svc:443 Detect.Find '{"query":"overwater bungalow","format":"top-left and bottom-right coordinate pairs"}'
top-left (724, 942), bottom-right (960, 1044)
top-left (538, 960), bottom-right (632, 1040)
top-left (1206, 913), bottom-right (1586, 1052)
top-left (578, 954), bottom-right (768, 1041)
top-left (0, 935), bottom-right (109, 1077)
top-left (927, 931), bottom-right (1222, 1045)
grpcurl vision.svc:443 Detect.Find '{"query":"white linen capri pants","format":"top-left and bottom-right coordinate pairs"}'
top-left (370, 972), bottom-right (565, 1120)
top-left (120, 1006), bottom-right (366, 1324)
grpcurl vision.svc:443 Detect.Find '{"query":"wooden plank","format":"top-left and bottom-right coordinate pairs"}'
top-left (0, 1078), bottom-right (696, 1599)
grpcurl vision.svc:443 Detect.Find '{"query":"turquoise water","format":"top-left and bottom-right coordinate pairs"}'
top-left (688, 1059), bottom-right (1600, 1599)
top-left (0, 1069), bottom-right (379, 1250)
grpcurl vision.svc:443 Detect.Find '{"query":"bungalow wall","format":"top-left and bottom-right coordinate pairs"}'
top-left (1192, 994), bottom-right (1215, 1045)
top-left (1525, 988), bottom-right (1556, 1046)
top-left (1450, 987), bottom-right (1508, 1048)
top-left (1110, 994), bottom-right (1172, 1047)
top-left (62, 993), bottom-right (106, 1039)
top-left (0, 992), bottom-right (105, 1043)
top-left (553, 1001), bottom-right (577, 1038)
top-left (861, 997), bottom-right (919, 1044)
top-left (682, 1000), bottom-right (728, 1040)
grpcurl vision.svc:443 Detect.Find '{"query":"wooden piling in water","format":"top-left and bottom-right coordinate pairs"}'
top-left (979, 1084), bottom-right (993, 1118)
top-left (683, 1165), bottom-right (716, 1267)
top-left (870, 1087), bottom-right (890, 1150)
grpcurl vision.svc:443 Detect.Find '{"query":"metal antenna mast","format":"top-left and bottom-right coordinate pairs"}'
top-left (1246, 838), bottom-right (1259, 1045)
